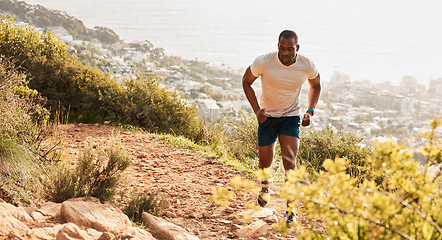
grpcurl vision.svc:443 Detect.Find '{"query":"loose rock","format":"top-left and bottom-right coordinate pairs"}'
top-left (56, 223), bottom-right (93, 240)
top-left (61, 197), bottom-right (131, 235)
top-left (237, 220), bottom-right (273, 239)
top-left (142, 212), bottom-right (200, 240)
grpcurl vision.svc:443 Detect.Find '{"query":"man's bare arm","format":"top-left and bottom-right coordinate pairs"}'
top-left (242, 66), bottom-right (267, 123)
top-left (307, 73), bottom-right (321, 111)
top-left (302, 73), bottom-right (321, 126)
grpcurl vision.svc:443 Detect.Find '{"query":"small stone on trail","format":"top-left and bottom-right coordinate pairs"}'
top-left (262, 215), bottom-right (278, 224)
top-left (224, 207), bottom-right (234, 214)
top-left (137, 153), bottom-right (147, 159)
top-left (165, 211), bottom-right (176, 218)
top-left (231, 224), bottom-right (242, 231)
top-left (229, 202), bottom-right (238, 208)
top-left (237, 220), bottom-right (272, 239)
top-left (219, 219), bottom-right (231, 224)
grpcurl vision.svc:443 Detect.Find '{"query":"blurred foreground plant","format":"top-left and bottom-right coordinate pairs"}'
top-left (211, 119), bottom-right (441, 239)
top-left (281, 118), bottom-right (441, 239)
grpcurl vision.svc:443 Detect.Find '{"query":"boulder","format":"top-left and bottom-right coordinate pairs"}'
top-left (0, 202), bottom-right (34, 224)
top-left (29, 225), bottom-right (64, 240)
top-left (56, 223), bottom-right (93, 240)
top-left (31, 202), bottom-right (63, 223)
top-left (61, 197), bottom-right (131, 235)
top-left (0, 214), bottom-right (30, 237)
top-left (116, 226), bottom-right (156, 240)
top-left (0, 202), bottom-right (31, 237)
top-left (85, 228), bottom-right (103, 239)
top-left (141, 212), bottom-right (200, 240)
top-left (38, 202), bottom-right (62, 218)
top-left (31, 211), bottom-right (48, 223)
top-left (23, 206), bottom-right (38, 215)
top-left (64, 196), bottom-right (100, 203)
top-left (234, 208), bottom-right (276, 226)
top-left (7, 230), bottom-right (26, 240)
top-left (237, 220), bottom-right (273, 239)
top-left (245, 207), bottom-right (275, 220)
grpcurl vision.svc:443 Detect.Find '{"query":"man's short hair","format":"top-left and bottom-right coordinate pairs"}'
top-left (279, 30), bottom-right (298, 44)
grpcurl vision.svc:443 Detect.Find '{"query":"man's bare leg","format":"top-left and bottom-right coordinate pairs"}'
top-left (259, 142), bottom-right (276, 185)
top-left (278, 135), bottom-right (299, 223)
top-left (278, 135), bottom-right (299, 171)
top-left (257, 142), bottom-right (276, 207)
top-left (258, 142), bottom-right (276, 169)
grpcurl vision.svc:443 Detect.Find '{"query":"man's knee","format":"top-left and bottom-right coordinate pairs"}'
top-left (282, 156), bottom-right (297, 169)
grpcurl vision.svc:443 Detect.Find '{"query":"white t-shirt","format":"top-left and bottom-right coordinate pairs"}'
top-left (250, 52), bottom-right (318, 117)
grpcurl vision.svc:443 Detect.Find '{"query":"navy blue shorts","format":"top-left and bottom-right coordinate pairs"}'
top-left (258, 116), bottom-right (301, 146)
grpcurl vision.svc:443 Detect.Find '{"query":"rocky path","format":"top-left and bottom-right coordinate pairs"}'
top-left (49, 123), bottom-right (301, 239)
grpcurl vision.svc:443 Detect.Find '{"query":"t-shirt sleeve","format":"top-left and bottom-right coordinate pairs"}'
top-left (306, 57), bottom-right (319, 79)
top-left (250, 55), bottom-right (264, 77)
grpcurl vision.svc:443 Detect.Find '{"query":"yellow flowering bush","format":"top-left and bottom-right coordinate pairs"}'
top-left (282, 118), bottom-right (441, 239)
top-left (212, 119), bottom-right (441, 239)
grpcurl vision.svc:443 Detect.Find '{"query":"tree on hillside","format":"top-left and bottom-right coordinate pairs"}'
top-left (0, 16), bottom-right (209, 143)
top-left (0, 0), bottom-right (120, 43)
top-left (94, 26), bottom-right (119, 44)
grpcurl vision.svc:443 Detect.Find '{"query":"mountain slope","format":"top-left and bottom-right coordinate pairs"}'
top-left (50, 123), bottom-right (294, 239)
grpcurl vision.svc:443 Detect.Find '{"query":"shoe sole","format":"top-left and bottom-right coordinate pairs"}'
top-left (257, 194), bottom-right (268, 207)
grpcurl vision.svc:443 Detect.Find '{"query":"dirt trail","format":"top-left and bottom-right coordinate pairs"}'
top-left (55, 123), bottom-right (296, 239)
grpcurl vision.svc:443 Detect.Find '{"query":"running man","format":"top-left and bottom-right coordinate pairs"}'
top-left (242, 30), bottom-right (321, 224)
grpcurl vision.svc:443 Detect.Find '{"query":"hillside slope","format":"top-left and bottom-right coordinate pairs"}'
top-left (51, 123), bottom-right (297, 239)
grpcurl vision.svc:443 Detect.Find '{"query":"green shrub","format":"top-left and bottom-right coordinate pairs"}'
top-left (44, 137), bottom-right (131, 203)
top-left (120, 77), bottom-right (205, 142)
top-left (205, 120), bottom-right (228, 155)
top-left (280, 118), bottom-right (442, 239)
top-left (225, 113), bottom-right (370, 180)
top-left (123, 192), bottom-right (166, 223)
top-left (0, 56), bottom-right (49, 145)
top-left (0, 56), bottom-right (49, 204)
top-left (298, 126), bottom-right (371, 179)
top-left (43, 161), bottom-right (77, 203)
top-left (0, 16), bottom-right (211, 144)
top-left (0, 136), bottom-right (42, 204)
top-left (212, 119), bottom-right (441, 239)
top-left (0, 15), bottom-right (122, 117)
top-left (227, 112), bottom-right (259, 169)
top-left (0, 0), bottom-right (117, 43)
top-left (78, 138), bottom-right (131, 202)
